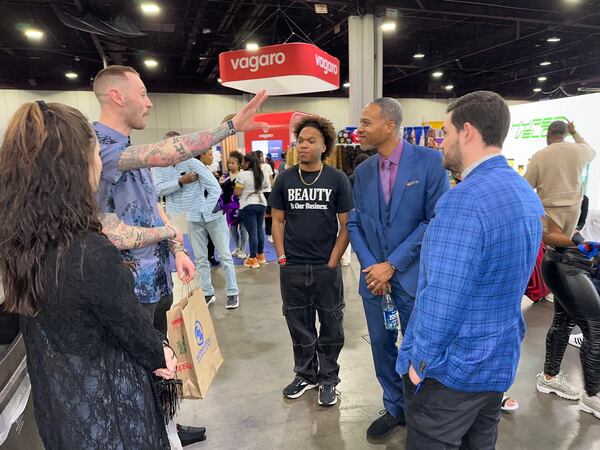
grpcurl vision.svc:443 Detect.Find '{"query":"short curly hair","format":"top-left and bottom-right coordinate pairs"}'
top-left (293, 115), bottom-right (336, 161)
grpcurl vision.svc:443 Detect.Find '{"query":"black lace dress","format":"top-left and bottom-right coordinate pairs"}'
top-left (20, 233), bottom-right (170, 450)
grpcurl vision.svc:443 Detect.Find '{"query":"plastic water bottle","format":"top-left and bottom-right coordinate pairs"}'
top-left (382, 290), bottom-right (399, 331)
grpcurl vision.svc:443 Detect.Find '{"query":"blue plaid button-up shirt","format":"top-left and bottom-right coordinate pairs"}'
top-left (397, 155), bottom-right (543, 392)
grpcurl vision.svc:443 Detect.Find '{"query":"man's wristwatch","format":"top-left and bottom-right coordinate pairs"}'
top-left (278, 255), bottom-right (287, 265)
top-left (386, 260), bottom-right (397, 272)
top-left (226, 119), bottom-right (236, 136)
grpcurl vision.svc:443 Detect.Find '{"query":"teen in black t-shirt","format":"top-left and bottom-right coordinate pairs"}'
top-left (269, 116), bottom-right (353, 407)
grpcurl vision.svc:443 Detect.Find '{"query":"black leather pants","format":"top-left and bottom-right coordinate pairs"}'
top-left (542, 247), bottom-right (600, 396)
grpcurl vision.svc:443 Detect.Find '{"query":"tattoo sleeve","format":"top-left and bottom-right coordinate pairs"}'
top-left (101, 213), bottom-right (176, 250)
top-left (118, 124), bottom-right (231, 170)
top-left (168, 240), bottom-right (186, 255)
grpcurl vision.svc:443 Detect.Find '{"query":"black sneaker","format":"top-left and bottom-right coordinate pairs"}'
top-left (366, 409), bottom-right (406, 439)
top-left (318, 384), bottom-right (338, 406)
top-left (205, 295), bottom-right (216, 306)
top-left (226, 295), bottom-right (239, 309)
top-left (282, 376), bottom-right (317, 399)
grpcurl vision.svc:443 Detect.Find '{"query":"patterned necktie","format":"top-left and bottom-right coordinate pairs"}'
top-left (382, 159), bottom-right (392, 204)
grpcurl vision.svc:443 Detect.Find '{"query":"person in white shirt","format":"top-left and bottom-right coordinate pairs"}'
top-left (234, 153), bottom-right (270, 268)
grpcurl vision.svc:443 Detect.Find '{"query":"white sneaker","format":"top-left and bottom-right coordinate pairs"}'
top-left (536, 372), bottom-right (580, 400)
top-left (267, 235), bottom-right (274, 243)
top-left (579, 392), bottom-right (600, 420)
top-left (231, 249), bottom-right (240, 257)
top-left (237, 251), bottom-right (247, 259)
top-left (569, 333), bottom-right (583, 348)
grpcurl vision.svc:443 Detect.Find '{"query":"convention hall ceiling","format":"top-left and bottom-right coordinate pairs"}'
top-left (1, 0), bottom-right (600, 99)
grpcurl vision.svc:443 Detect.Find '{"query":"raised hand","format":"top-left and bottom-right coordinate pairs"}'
top-left (231, 90), bottom-right (270, 131)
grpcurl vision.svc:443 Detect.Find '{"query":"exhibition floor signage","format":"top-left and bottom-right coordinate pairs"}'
top-left (219, 43), bottom-right (340, 95)
top-left (504, 93), bottom-right (600, 209)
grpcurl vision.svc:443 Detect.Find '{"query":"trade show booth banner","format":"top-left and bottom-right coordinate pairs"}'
top-left (504, 93), bottom-right (600, 209)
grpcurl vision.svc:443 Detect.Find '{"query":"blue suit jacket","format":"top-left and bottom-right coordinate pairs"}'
top-left (347, 142), bottom-right (449, 298)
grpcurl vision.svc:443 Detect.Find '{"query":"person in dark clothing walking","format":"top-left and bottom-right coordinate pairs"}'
top-left (270, 116), bottom-right (353, 406)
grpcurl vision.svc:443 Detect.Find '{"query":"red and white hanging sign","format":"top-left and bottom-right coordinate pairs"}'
top-left (219, 43), bottom-right (340, 95)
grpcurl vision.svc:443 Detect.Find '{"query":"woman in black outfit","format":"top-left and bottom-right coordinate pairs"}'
top-left (537, 217), bottom-right (600, 419)
top-left (0, 101), bottom-right (176, 449)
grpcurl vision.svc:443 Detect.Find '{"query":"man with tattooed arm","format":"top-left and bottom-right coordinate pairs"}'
top-left (92, 64), bottom-right (268, 446)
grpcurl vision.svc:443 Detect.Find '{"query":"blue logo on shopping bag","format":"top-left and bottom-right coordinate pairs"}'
top-left (194, 320), bottom-right (205, 346)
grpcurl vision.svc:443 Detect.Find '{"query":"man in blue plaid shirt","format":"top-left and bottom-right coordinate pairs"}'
top-left (397, 91), bottom-right (543, 449)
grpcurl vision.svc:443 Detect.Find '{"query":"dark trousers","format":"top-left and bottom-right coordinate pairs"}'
top-left (403, 378), bottom-right (502, 450)
top-left (280, 263), bottom-right (345, 385)
top-left (239, 204), bottom-right (266, 258)
top-left (542, 247), bottom-right (600, 396)
top-left (153, 293), bottom-right (173, 338)
top-left (140, 294), bottom-right (173, 338)
top-left (264, 192), bottom-right (272, 236)
top-left (362, 284), bottom-right (415, 418)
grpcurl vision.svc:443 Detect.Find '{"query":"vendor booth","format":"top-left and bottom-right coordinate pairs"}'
top-left (504, 93), bottom-right (600, 210)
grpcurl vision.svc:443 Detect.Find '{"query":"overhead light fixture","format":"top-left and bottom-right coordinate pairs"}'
top-left (445, 84), bottom-right (454, 91)
top-left (413, 52), bottom-right (425, 59)
top-left (343, 82), bottom-right (350, 88)
top-left (540, 61), bottom-right (551, 66)
top-left (24, 28), bottom-right (44, 41)
top-left (538, 76), bottom-right (547, 82)
top-left (246, 42), bottom-right (259, 51)
top-left (381, 21), bottom-right (396, 32)
top-left (65, 72), bottom-right (78, 79)
top-left (141, 3), bottom-right (161, 15)
top-left (217, 78), bottom-right (222, 83)
top-left (432, 71), bottom-right (443, 78)
top-left (533, 88), bottom-right (542, 92)
top-left (144, 58), bottom-right (158, 68)
top-left (547, 36), bottom-right (561, 43)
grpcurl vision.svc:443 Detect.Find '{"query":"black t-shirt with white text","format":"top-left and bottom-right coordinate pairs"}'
top-left (269, 164), bottom-right (353, 264)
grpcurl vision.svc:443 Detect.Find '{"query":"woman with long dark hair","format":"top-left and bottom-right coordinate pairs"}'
top-left (0, 101), bottom-right (175, 449)
top-left (234, 152), bottom-right (269, 268)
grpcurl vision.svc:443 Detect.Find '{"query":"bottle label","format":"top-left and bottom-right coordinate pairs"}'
top-left (383, 309), bottom-right (399, 330)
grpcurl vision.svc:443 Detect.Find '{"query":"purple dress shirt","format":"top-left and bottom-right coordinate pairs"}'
top-left (378, 140), bottom-right (404, 204)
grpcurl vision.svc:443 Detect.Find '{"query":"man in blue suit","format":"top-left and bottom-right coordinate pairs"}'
top-left (347, 98), bottom-right (449, 439)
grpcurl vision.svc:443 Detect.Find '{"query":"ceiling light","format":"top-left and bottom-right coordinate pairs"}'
top-left (547, 36), bottom-right (561, 43)
top-left (413, 52), bottom-right (425, 59)
top-left (540, 61), bottom-right (551, 66)
top-left (141, 3), bottom-right (161, 15)
top-left (65, 72), bottom-right (78, 79)
top-left (381, 21), bottom-right (396, 32)
top-left (343, 82), bottom-right (350, 88)
top-left (24, 28), bottom-right (44, 41)
top-left (445, 84), bottom-right (454, 90)
top-left (533, 88), bottom-right (542, 92)
top-left (246, 42), bottom-right (259, 51)
top-left (144, 59), bottom-right (158, 68)
top-left (432, 71), bottom-right (443, 78)
top-left (218, 78), bottom-right (222, 83)
top-left (538, 76), bottom-right (547, 82)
